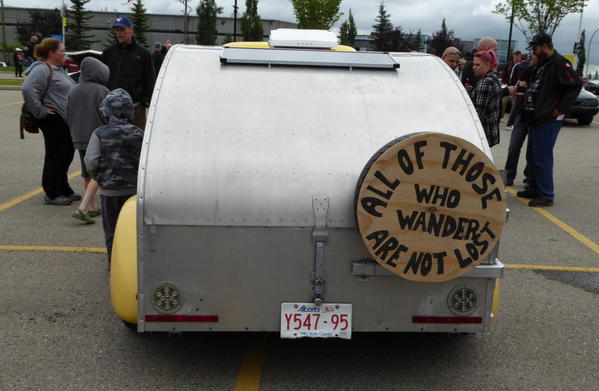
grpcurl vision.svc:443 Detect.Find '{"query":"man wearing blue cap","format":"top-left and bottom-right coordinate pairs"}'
top-left (101, 15), bottom-right (155, 130)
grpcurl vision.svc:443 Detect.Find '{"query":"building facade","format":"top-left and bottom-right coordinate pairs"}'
top-left (1, 6), bottom-right (296, 52)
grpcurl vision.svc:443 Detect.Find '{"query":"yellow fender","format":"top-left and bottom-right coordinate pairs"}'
top-left (110, 195), bottom-right (138, 324)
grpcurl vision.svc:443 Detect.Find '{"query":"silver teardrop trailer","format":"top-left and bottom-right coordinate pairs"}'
top-left (110, 30), bottom-right (507, 338)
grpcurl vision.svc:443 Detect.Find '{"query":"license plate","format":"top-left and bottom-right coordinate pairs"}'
top-left (280, 303), bottom-right (352, 339)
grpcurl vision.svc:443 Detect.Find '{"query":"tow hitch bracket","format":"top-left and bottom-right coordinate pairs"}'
top-left (311, 195), bottom-right (329, 305)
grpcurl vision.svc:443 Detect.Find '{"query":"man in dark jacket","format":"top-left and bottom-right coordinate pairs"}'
top-left (517, 33), bottom-right (582, 207)
top-left (151, 42), bottom-right (165, 74)
top-left (24, 35), bottom-right (38, 66)
top-left (101, 16), bottom-right (155, 130)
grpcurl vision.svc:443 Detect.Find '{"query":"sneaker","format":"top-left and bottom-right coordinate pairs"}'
top-left (506, 125), bottom-right (514, 131)
top-left (66, 193), bottom-right (82, 201)
top-left (505, 178), bottom-right (514, 186)
top-left (72, 209), bottom-right (95, 224)
top-left (516, 190), bottom-right (537, 199)
top-left (529, 198), bottom-right (553, 207)
top-left (44, 195), bottom-right (72, 205)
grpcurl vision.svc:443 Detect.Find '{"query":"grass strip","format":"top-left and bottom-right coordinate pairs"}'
top-left (0, 78), bottom-right (23, 86)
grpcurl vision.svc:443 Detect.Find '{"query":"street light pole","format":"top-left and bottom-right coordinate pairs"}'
top-left (61, 0), bottom-right (66, 47)
top-left (233, 0), bottom-right (238, 42)
top-left (586, 28), bottom-right (599, 78)
top-left (1, 0), bottom-right (7, 64)
top-left (577, 3), bottom-right (584, 41)
top-left (506, 1), bottom-right (515, 64)
top-left (183, 0), bottom-right (189, 44)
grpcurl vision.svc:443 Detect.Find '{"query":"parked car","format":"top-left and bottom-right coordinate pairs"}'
top-left (583, 79), bottom-right (599, 96)
top-left (64, 50), bottom-right (102, 81)
top-left (568, 88), bottom-right (599, 125)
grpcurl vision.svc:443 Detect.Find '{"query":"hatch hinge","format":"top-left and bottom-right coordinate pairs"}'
top-left (311, 195), bottom-right (329, 305)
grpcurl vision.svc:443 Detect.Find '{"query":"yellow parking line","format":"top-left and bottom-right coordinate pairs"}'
top-left (505, 264), bottom-right (599, 273)
top-left (0, 171), bottom-right (81, 212)
top-left (0, 100), bottom-right (23, 108)
top-left (0, 245), bottom-right (106, 253)
top-left (233, 336), bottom-right (267, 391)
top-left (2, 244), bottom-right (598, 274)
top-left (506, 187), bottom-right (599, 256)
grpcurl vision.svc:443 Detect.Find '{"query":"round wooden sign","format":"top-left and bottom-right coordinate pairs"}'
top-left (355, 132), bottom-right (507, 282)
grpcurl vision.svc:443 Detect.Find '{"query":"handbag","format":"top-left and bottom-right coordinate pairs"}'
top-left (19, 63), bottom-right (52, 139)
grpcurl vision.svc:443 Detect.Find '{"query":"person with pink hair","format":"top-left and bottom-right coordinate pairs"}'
top-left (470, 50), bottom-right (502, 147)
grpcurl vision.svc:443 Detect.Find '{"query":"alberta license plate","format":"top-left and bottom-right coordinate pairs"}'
top-left (280, 303), bottom-right (352, 339)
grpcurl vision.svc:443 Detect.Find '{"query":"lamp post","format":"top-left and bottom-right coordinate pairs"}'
top-left (506, 2), bottom-right (515, 63)
top-left (183, 0), bottom-right (189, 44)
top-left (1, 0), bottom-right (7, 63)
top-left (586, 28), bottom-right (599, 78)
top-left (61, 0), bottom-right (66, 47)
top-left (233, 0), bottom-right (238, 42)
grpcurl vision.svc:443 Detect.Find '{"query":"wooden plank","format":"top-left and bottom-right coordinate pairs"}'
top-left (355, 133), bottom-right (507, 282)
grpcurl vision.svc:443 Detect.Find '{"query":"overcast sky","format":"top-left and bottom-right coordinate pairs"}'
top-left (7, 0), bottom-right (599, 70)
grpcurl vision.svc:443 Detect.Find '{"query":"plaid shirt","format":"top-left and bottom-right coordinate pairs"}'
top-left (470, 72), bottom-right (501, 147)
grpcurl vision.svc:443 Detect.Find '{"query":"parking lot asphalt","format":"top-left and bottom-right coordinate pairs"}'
top-left (0, 89), bottom-right (597, 390)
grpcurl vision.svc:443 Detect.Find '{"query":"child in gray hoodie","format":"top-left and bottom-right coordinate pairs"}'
top-left (85, 88), bottom-right (143, 267)
top-left (66, 56), bottom-right (110, 224)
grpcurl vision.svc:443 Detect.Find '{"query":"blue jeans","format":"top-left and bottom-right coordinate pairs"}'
top-left (526, 119), bottom-right (562, 200)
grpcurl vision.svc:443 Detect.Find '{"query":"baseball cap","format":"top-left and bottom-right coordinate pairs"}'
top-left (113, 16), bottom-right (133, 28)
top-left (527, 33), bottom-right (552, 49)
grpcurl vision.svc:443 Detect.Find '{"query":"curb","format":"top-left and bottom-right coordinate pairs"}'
top-left (0, 86), bottom-right (21, 91)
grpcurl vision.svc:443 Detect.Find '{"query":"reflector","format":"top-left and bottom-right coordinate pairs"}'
top-left (145, 315), bottom-right (219, 322)
top-left (412, 316), bottom-right (482, 324)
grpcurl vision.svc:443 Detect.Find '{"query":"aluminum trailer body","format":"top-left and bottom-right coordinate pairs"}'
top-left (112, 44), bottom-right (506, 336)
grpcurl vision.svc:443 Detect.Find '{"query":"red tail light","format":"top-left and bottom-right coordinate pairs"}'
top-left (145, 315), bottom-right (219, 322)
top-left (412, 316), bottom-right (482, 324)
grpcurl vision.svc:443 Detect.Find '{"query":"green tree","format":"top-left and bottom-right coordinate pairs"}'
top-left (130, 0), bottom-right (151, 47)
top-left (595, 70), bottom-right (599, 79)
top-left (290, 0), bottom-right (342, 30)
top-left (241, 0), bottom-right (264, 41)
top-left (426, 18), bottom-right (457, 56)
top-left (65, 0), bottom-right (95, 50)
top-left (370, 2), bottom-right (393, 51)
top-left (576, 29), bottom-right (585, 77)
top-left (16, 8), bottom-right (61, 44)
top-left (196, 0), bottom-right (223, 45)
top-left (414, 29), bottom-right (423, 52)
top-left (221, 33), bottom-right (233, 44)
top-left (385, 27), bottom-right (420, 52)
top-left (104, 24), bottom-right (117, 47)
top-left (494, 0), bottom-right (586, 41)
top-left (339, 9), bottom-right (357, 47)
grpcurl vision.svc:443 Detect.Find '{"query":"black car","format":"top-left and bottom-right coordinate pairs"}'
top-left (568, 88), bottom-right (599, 125)
top-left (583, 80), bottom-right (599, 95)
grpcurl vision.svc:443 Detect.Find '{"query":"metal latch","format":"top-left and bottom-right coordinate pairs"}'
top-left (311, 196), bottom-right (329, 305)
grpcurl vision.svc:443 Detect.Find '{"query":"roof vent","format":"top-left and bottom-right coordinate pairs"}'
top-left (269, 29), bottom-right (338, 49)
